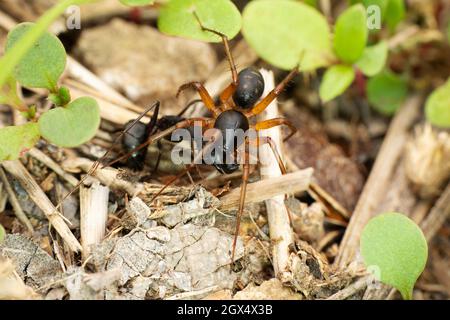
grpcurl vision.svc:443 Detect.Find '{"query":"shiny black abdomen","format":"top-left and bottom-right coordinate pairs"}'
top-left (233, 67), bottom-right (265, 109)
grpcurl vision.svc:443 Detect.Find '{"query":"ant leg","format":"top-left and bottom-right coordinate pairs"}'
top-left (103, 117), bottom-right (214, 168)
top-left (151, 140), bottom-right (163, 174)
top-left (145, 100), bottom-right (160, 136)
top-left (177, 82), bottom-right (221, 117)
top-left (231, 137), bottom-right (250, 263)
top-left (177, 99), bottom-right (202, 117)
top-left (254, 118), bottom-right (297, 142)
top-left (250, 136), bottom-right (293, 225)
top-left (149, 127), bottom-right (219, 203)
top-left (245, 67), bottom-right (299, 118)
top-left (54, 101), bottom-right (160, 211)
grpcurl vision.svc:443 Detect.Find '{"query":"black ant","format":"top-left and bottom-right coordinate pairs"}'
top-left (121, 99), bottom-right (200, 171)
top-left (60, 19), bottom-right (299, 264)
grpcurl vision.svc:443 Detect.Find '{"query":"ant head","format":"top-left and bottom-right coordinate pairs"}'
top-left (233, 67), bottom-right (265, 109)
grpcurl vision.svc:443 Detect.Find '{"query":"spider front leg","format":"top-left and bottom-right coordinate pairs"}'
top-left (176, 82), bottom-right (221, 117)
top-left (246, 67), bottom-right (299, 117)
top-left (217, 33), bottom-right (239, 106)
top-left (192, 11), bottom-right (238, 106)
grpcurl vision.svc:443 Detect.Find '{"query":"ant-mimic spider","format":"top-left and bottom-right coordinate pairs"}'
top-left (63, 18), bottom-right (300, 263)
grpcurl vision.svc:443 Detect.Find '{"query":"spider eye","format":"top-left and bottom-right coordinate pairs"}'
top-left (233, 67), bottom-right (265, 109)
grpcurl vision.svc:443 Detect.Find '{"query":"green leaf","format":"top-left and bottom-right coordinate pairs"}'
top-left (0, 123), bottom-right (40, 161)
top-left (0, 0), bottom-right (91, 89)
top-left (38, 97), bottom-right (100, 147)
top-left (119, 0), bottom-right (154, 6)
top-left (361, 212), bottom-right (428, 300)
top-left (0, 224), bottom-right (4, 244)
top-left (242, 0), bottom-right (333, 71)
top-left (384, 0), bottom-right (405, 31)
top-left (334, 4), bottom-right (368, 64)
top-left (303, 0), bottom-right (318, 7)
top-left (425, 80), bottom-right (450, 128)
top-left (319, 64), bottom-right (355, 102)
top-left (158, 0), bottom-right (241, 43)
top-left (356, 41), bottom-right (388, 76)
top-left (1, 76), bottom-right (24, 109)
top-left (367, 70), bottom-right (407, 115)
top-left (6, 22), bottom-right (66, 91)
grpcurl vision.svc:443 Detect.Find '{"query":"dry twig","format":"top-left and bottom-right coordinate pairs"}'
top-left (2, 161), bottom-right (81, 252)
top-left (0, 167), bottom-right (34, 233)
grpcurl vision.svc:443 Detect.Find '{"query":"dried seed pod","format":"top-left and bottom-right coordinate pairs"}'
top-left (405, 124), bottom-right (450, 199)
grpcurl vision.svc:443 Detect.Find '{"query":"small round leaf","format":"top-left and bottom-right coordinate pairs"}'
top-left (242, 0), bottom-right (333, 71)
top-left (425, 80), bottom-right (450, 128)
top-left (119, 0), bottom-right (154, 6)
top-left (356, 41), bottom-right (388, 76)
top-left (319, 64), bottom-right (355, 102)
top-left (6, 22), bottom-right (66, 91)
top-left (38, 97), bottom-right (100, 147)
top-left (361, 212), bottom-right (428, 300)
top-left (158, 0), bottom-right (242, 43)
top-left (367, 70), bottom-right (407, 115)
top-left (0, 123), bottom-right (40, 161)
top-left (334, 4), bottom-right (368, 64)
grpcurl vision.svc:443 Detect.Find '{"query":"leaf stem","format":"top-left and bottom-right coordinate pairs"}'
top-left (0, 0), bottom-right (98, 88)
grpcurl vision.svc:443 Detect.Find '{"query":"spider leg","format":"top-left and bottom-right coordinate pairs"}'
top-left (254, 118), bottom-right (297, 142)
top-left (217, 35), bottom-right (239, 106)
top-left (245, 67), bottom-right (299, 118)
top-left (103, 117), bottom-right (213, 168)
top-left (193, 12), bottom-right (238, 85)
top-left (192, 11), bottom-right (238, 108)
top-left (177, 82), bottom-right (221, 117)
top-left (250, 136), bottom-right (293, 225)
top-left (231, 137), bottom-right (250, 263)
